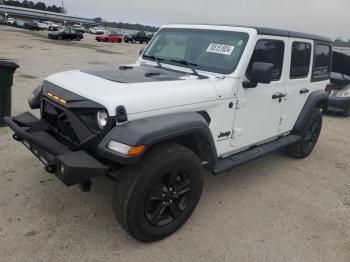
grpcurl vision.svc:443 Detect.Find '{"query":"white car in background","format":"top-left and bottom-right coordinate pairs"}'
top-left (89, 26), bottom-right (106, 35)
top-left (35, 21), bottom-right (50, 30)
top-left (45, 21), bottom-right (60, 31)
top-left (6, 17), bottom-right (16, 26)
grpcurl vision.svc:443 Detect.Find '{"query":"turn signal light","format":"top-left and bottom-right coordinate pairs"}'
top-left (47, 92), bottom-right (67, 104)
top-left (128, 145), bottom-right (145, 156)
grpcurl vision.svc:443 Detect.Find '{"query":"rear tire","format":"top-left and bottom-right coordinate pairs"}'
top-left (113, 143), bottom-right (204, 242)
top-left (58, 36), bottom-right (63, 40)
top-left (287, 109), bottom-right (323, 158)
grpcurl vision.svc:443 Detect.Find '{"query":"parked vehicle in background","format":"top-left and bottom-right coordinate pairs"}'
top-left (0, 17), bottom-right (5, 25)
top-left (48, 28), bottom-right (83, 41)
top-left (73, 24), bottom-right (86, 33)
top-left (5, 24), bottom-right (332, 242)
top-left (147, 33), bottom-right (155, 40)
top-left (124, 31), bottom-right (151, 44)
top-left (14, 20), bottom-right (26, 28)
top-left (324, 50), bottom-right (350, 116)
top-left (96, 33), bottom-right (123, 43)
top-left (36, 21), bottom-right (50, 30)
top-left (47, 21), bottom-right (60, 31)
top-left (24, 21), bottom-right (41, 31)
top-left (89, 27), bottom-right (106, 35)
top-left (326, 73), bottom-right (350, 116)
top-left (6, 17), bottom-right (16, 26)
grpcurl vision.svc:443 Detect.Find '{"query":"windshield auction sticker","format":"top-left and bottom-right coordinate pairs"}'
top-left (206, 43), bottom-right (235, 55)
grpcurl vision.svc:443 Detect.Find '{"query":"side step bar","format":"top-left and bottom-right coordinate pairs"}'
top-left (213, 134), bottom-right (301, 174)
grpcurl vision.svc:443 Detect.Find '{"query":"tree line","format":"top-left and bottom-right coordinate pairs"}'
top-left (334, 38), bottom-right (350, 48)
top-left (3, 0), bottom-right (65, 13)
top-left (94, 17), bottom-right (158, 32)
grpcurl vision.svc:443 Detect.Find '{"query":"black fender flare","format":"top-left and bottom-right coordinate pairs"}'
top-left (98, 112), bottom-right (217, 166)
top-left (293, 90), bottom-right (329, 132)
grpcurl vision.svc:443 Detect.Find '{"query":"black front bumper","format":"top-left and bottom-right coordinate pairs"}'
top-left (4, 112), bottom-right (109, 186)
top-left (327, 96), bottom-right (350, 115)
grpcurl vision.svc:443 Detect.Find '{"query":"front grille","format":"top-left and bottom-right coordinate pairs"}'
top-left (42, 99), bottom-right (80, 146)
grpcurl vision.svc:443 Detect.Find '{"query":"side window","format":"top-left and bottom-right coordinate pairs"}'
top-left (247, 39), bottom-right (285, 81)
top-left (312, 44), bottom-right (331, 80)
top-left (290, 42), bottom-right (312, 79)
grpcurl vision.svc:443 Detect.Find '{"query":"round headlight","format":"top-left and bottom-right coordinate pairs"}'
top-left (97, 110), bottom-right (108, 129)
top-left (28, 85), bottom-right (42, 109)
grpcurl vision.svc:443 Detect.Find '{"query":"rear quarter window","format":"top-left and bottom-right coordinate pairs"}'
top-left (312, 43), bottom-right (332, 82)
top-left (290, 42), bottom-right (312, 79)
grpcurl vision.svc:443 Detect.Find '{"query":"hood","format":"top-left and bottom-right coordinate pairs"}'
top-left (81, 64), bottom-right (187, 83)
top-left (45, 65), bottom-right (218, 116)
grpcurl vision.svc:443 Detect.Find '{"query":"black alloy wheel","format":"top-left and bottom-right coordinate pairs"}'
top-left (145, 169), bottom-right (192, 226)
top-left (287, 109), bottom-right (322, 158)
top-left (303, 120), bottom-right (321, 154)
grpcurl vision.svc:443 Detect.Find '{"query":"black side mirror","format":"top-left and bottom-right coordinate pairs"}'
top-left (139, 47), bottom-right (145, 56)
top-left (243, 62), bottom-right (274, 88)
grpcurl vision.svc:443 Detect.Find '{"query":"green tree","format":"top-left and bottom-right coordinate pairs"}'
top-left (94, 17), bottom-right (103, 23)
top-left (34, 1), bottom-right (46, 10)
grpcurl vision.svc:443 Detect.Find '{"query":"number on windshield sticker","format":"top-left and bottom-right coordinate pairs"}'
top-left (206, 43), bottom-right (235, 55)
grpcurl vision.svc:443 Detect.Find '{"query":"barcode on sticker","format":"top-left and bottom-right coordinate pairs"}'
top-left (207, 43), bottom-right (235, 55)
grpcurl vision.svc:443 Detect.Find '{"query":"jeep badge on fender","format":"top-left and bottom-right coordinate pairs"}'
top-left (4, 24), bottom-right (331, 242)
top-left (218, 131), bottom-right (231, 139)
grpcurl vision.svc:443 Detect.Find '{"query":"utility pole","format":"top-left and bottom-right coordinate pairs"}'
top-left (61, 0), bottom-right (64, 13)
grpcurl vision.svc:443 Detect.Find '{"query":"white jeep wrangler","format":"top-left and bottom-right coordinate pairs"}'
top-left (5, 24), bottom-right (332, 242)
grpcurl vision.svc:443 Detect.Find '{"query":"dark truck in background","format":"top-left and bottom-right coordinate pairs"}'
top-left (124, 31), bottom-right (152, 44)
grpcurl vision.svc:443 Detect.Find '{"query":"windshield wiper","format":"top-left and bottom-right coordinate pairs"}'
top-left (143, 55), bottom-right (163, 68)
top-left (170, 59), bottom-right (208, 79)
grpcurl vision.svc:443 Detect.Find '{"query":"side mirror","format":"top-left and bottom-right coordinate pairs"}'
top-left (243, 62), bottom-right (274, 88)
top-left (139, 47), bottom-right (145, 56)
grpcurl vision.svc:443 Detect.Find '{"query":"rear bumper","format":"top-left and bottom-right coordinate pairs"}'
top-left (327, 96), bottom-right (350, 115)
top-left (3, 112), bottom-right (109, 186)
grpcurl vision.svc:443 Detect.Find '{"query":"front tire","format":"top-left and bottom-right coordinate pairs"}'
top-left (287, 109), bottom-right (323, 158)
top-left (113, 143), bottom-right (204, 242)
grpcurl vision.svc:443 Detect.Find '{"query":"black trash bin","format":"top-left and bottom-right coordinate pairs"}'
top-left (0, 59), bottom-right (19, 127)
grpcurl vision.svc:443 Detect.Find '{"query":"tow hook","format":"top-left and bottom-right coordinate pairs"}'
top-left (45, 164), bottom-right (56, 173)
top-left (13, 134), bottom-right (22, 141)
top-left (79, 180), bottom-right (92, 192)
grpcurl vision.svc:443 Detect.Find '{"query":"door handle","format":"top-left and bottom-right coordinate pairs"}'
top-left (272, 92), bottom-right (286, 99)
top-left (300, 88), bottom-right (310, 94)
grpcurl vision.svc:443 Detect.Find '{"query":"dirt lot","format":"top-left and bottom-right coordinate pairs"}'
top-left (0, 27), bottom-right (349, 262)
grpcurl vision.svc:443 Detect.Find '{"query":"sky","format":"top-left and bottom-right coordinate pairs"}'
top-left (43, 0), bottom-right (349, 39)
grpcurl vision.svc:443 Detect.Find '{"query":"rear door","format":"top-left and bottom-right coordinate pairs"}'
top-left (231, 36), bottom-right (288, 148)
top-left (280, 40), bottom-right (332, 132)
top-left (279, 39), bottom-right (313, 132)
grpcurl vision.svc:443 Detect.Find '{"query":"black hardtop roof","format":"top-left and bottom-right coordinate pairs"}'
top-left (253, 26), bottom-right (332, 43)
top-left (173, 23), bottom-right (333, 43)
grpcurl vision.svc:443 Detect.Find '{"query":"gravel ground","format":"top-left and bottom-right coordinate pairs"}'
top-left (0, 27), bottom-right (349, 262)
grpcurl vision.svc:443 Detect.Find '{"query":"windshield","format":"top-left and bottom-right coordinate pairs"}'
top-left (142, 28), bottom-right (249, 74)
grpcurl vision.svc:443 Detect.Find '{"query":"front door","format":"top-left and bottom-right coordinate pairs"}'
top-left (231, 37), bottom-right (287, 148)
